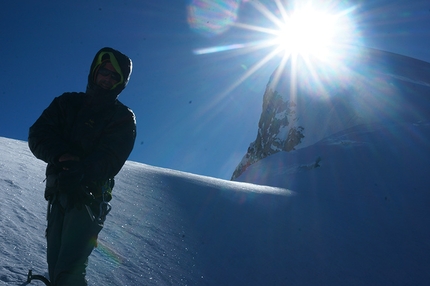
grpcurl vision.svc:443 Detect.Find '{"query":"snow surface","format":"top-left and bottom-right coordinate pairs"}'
top-left (236, 121), bottom-right (430, 285)
top-left (1, 137), bottom-right (292, 285)
top-left (1, 118), bottom-right (430, 285)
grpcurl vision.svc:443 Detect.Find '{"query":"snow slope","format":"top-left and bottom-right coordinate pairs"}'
top-left (0, 137), bottom-right (291, 285)
top-left (236, 120), bottom-right (430, 284)
top-left (1, 120), bottom-right (430, 285)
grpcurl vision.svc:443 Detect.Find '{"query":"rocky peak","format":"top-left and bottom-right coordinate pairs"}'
top-left (232, 47), bottom-right (430, 180)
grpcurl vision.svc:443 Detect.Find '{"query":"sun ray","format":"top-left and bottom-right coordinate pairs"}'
top-left (274, 0), bottom-right (289, 23)
top-left (233, 22), bottom-right (279, 35)
top-left (247, 0), bottom-right (286, 29)
top-left (193, 40), bottom-right (272, 55)
top-left (192, 0), bottom-right (360, 105)
top-left (221, 46), bottom-right (285, 96)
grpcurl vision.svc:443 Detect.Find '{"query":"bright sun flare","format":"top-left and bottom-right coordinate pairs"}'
top-left (275, 8), bottom-right (338, 57)
top-left (193, 0), bottom-right (358, 96)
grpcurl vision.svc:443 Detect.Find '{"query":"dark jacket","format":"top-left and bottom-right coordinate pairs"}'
top-left (28, 47), bottom-right (136, 200)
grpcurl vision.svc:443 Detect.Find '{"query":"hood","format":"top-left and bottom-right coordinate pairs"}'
top-left (86, 47), bottom-right (132, 102)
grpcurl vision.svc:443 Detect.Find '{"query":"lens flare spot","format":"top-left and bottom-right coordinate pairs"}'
top-left (187, 0), bottom-right (241, 37)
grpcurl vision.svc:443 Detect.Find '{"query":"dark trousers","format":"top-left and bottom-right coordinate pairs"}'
top-left (46, 194), bottom-right (103, 286)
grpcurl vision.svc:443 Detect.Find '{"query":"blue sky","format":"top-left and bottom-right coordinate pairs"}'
top-left (1, 0), bottom-right (430, 179)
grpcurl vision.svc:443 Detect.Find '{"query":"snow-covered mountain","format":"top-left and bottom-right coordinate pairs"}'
top-left (1, 48), bottom-right (430, 286)
top-left (2, 116), bottom-right (430, 285)
top-left (232, 47), bottom-right (430, 179)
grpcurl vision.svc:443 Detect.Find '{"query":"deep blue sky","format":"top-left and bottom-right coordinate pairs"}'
top-left (1, 0), bottom-right (429, 179)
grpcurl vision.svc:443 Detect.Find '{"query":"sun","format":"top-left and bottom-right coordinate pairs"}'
top-left (274, 7), bottom-right (338, 57)
top-left (192, 0), bottom-right (359, 95)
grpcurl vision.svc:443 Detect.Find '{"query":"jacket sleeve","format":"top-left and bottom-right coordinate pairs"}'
top-left (28, 95), bottom-right (72, 165)
top-left (82, 106), bottom-right (136, 181)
